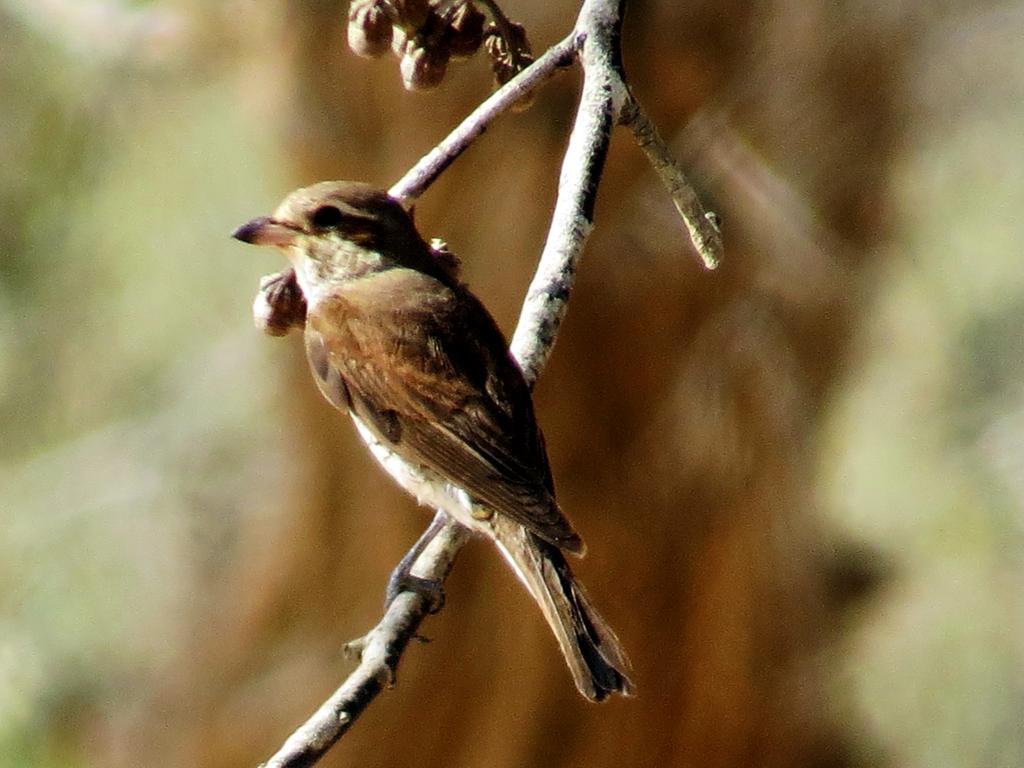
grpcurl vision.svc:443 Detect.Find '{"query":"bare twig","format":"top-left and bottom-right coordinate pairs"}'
top-left (259, 514), bottom-right (468, 768)
top-left (620, 98), bottom-right (723, 269)
top-left (255, 0), bottom-right (719, 764)
top-left (390, 33), bottom-right (578, 203)
top-left (510, 0), bottom-right (627, 379)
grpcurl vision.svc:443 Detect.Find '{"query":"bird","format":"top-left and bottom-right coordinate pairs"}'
top-left (233, 180), bottom-right (633, 701)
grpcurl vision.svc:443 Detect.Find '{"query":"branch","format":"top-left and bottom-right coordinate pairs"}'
top-left (260, 514), bottom-right (468, 768)
top-left (255, 0), bottom-right (719, 764)
top-left (620, 98), bottom-right (723, 269)
top-left (510, 0), bottom-right (627, 379)
top-left (390, 32), bottom-right (578, 203)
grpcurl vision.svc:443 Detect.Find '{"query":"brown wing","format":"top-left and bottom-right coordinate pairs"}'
top-left (305, 267), bottom-right (583, 554)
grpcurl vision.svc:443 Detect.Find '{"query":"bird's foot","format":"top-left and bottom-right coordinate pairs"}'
top-left (382, 512), bottom-right (450, 613)
top-left (385, 572), bottom-right (446, 614)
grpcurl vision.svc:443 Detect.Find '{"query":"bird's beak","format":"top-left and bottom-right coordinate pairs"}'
top-left (232, 216), bottom-right (300, 247)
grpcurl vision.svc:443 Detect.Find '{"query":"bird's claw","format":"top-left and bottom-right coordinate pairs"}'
top-left (386, 574), bottom-right (446, 614)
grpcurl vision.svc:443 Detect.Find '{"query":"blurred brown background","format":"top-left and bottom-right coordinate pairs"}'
top-left (2, 1), bottom-right (1022, 767)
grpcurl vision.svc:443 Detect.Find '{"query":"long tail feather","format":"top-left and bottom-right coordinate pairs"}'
top-left (492, 518), bottom-right (634, 701)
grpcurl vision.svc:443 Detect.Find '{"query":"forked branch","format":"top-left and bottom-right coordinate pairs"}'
top-left (255, 1), bottom-right (719, 765)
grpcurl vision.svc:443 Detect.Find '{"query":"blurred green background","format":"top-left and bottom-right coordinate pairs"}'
top-left (1, 1), bottom-right (1021, 767)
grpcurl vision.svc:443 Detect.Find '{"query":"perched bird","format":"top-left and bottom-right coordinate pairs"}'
top-left (233, 181), bottom-right (633, 700)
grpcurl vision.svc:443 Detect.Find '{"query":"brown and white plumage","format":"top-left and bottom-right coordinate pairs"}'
top-left (234, 181), bottom-right (633, 700)
top-left (305, 266), bottom-right (584, 554)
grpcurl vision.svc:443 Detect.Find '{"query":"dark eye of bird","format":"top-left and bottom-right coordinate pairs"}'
top-left (310, 205), bottom-right (345, 230)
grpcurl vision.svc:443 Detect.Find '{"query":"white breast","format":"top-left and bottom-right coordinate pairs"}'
top-left (350, 413), bottom-right (490, 535)
top-left (349, 412), bottom-right (537, 597)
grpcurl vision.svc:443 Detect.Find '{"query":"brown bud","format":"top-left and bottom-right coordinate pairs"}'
top-left (401, 43), bottom-right (450, 90)
top-left (483, 21), bottom-right (534, 109)
top-left (347, 0), bottom-right (393, 58)
top-left (392, 0), bottom-right (430, 31)
top-left (443, 1), bottom-right (485, 60)
top-left (254, 270), bottom-right (307, 336)
top-left (483, 21), bottom-right (534, 85)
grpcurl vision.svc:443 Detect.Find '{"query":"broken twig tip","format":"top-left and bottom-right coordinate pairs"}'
top-left (699, 211), bottom-right (723, 270)
top-left (622, 96), bottom-right (723, 271)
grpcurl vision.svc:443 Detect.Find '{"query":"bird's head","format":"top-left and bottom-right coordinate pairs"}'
top-left (233, 181), bottom-right (425, 285)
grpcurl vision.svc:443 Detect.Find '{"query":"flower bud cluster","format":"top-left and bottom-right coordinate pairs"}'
top-left (346, 0), bottom-right (533, 95)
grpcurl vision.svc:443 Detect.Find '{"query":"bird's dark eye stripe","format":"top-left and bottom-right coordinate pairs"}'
top-left (310, 205), bottom-right (346, 229)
